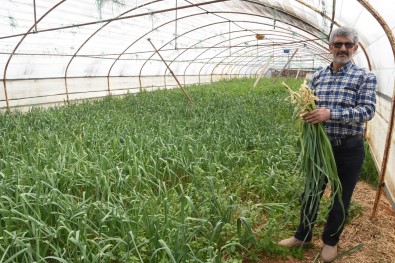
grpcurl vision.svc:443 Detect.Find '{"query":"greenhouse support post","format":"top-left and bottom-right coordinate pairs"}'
top-left (147, 38), bottom-right (193, 104)
top-left (33, 0), bottom-right (38, 33)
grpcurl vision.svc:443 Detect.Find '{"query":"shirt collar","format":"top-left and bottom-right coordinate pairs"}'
top-left (328, 61), bottom-right (353, 74)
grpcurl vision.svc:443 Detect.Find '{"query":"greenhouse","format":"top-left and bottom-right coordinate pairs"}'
top-left (0, 0), bottom-right (394, 262)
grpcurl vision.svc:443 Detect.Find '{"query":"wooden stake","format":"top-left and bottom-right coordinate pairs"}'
top-left (279, 48), bottom-right (299, 76)
top-left (147, 38), bottom-right (193, 104)
top-left (253, 56), bottom-right (273, 88)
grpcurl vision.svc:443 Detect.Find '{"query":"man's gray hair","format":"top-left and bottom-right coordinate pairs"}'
top-left (329, 27), bottom-right (359, 44)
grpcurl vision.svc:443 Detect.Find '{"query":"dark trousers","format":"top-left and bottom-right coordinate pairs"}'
top-left (294, 136), bottom-right (365, 246)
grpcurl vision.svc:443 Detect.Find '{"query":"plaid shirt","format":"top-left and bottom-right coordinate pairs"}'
top-left (309, 61), bottom-right (377, 140)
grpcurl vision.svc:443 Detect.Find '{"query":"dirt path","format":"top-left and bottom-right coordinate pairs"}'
top-left (257, 181), bottom-right (395, 262)
top-left (332, 181), bottom-right (395, 263)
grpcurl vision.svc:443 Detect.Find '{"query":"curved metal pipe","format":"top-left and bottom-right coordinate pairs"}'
top-left (64, 0), bottom-right (163, 98)
top-left (2, 0), bottom-right (67, 111)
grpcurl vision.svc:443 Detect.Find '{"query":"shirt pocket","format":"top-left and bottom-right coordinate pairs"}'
top-left (339, 86), bottom-right (358, 107)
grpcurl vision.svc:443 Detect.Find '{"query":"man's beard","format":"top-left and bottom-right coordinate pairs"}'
top-left (333, 52), bottom-right (352, 64)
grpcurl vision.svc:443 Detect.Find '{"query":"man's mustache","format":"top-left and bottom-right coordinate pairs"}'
top-left (337, 52), bottom-right (348, 56)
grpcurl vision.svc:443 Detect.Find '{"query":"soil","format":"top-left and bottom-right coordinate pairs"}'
top-left (255, 181), bottom-right (395, 263)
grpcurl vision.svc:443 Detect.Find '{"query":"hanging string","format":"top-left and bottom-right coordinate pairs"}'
top-left (175, 0), bottom-right (178, 50)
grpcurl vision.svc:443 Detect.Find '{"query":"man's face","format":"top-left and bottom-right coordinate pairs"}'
top-left (329, 36), bottom-right (358, 65)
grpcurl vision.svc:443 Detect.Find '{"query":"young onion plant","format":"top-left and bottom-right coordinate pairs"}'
top-left (1, 78), bottom-right (303, 262)
top-left (282, 80), bottom-right (344, 230)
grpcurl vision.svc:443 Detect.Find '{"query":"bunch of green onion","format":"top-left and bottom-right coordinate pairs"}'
top-left (282, 80), bottom-right (344, 226)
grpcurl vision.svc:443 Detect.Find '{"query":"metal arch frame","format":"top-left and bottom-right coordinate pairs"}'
top-left (0, 0), bottom-right (227, 42)
top-left (181, 10), bottom-right (331, 69)
top-left (214, 35), bottom-right (330, 78)
top-left (199, 24), bottom-right (369, 81)
top-left (136, 23), bottom-right (296, 88)
top-left (237, 49), bottom-right (313, 78)
top-left (0, 0), bottom-right (384, 109)
top-left (196, 33), bottom-right (329, 82)
top-left (213, 36), bottom-right (327, 82)
top-left (0, 0), bottom-right (228, 106)
top-left (241, 37), bottom-right (329, 76)
top-left (184, 12), bottom-right (335, 82)
top-left (232, 35), bottom-right (302, 76)
top-left (2, 0), bottom-right (67, 112)
top-left (163, 21), bottom-right (233, 87)
top-left (165, 23), bottom-right (328, 85)
top-left (240, 40), bottom-right (331, 75)
top-left (182, 30), bottom-right (330, 84)
top-left (238, 0), bottom-right (378, 71)
top-left (230, 44), bottom-right (307, 78)
top-left (137, 23), bottom-right (291, 89)
top-left (294, 0), bottom-right (371, 70)
top-left (136, 5), bottom-right (335, 89)
top-left (106, 2), bottom-right (228, 92)
top-left (228, 45), bottom-right (270, 78)
top-left (194, 1), bottom-right (372, 77)
top-left (199, 36), bottom-right (266, 82)
top-left (64, 0), bottom-right (164, 101)
top-left (163, 23), bottom-right (269, 87)
top-left (0, 0), bottom-right (344, 86)
top-left (201, 36), bottom-right (261, 81)
top-left (294, 0), bottom-right (340, 35)
top-left (246, 52), bottom-right (283, 77)
top-left (216, 40), bottom-right (287, 78)
top-left (166, 24), bottom-right (267, 86)
top-left (177, 34), bottom-right (327, 80)
top-left (220, 41), bottom-right (315, 78)
top-left (166, 10), bottom-right (370, 82)
top-left (166, 28), bottom-right (282, 85)
top-left (179, 30), bottom-right (250, 85)
top-left (2, 1), bottom-right (224, 109)
top-left (244, 50), bottom-right (321, 77)
top-left (135, 11), bottom-right (216, 91)
top-left (240, 0), bottom-right (326, 36)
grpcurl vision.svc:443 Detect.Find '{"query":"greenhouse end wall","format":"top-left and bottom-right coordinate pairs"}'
top-left (367, 91), bottom-right (395, 210)
top-left (0, 75), bottom-right (236, 111)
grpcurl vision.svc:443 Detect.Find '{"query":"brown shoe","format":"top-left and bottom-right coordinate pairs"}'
top-left (278, 237), bottom-right (311, 248)
top-left (321, 244), bottom-right (338, 262)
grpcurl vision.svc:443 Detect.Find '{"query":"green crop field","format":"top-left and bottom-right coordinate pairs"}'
top-left (0, 78), bottom-right (377, 262)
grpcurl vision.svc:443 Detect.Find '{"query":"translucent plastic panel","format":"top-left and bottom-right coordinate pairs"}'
top-left (371, 0), bottom-right (395, 26)
top-left (2, 1), bottom-right (37, 35)
top-left (6, 54), bottom-right (70, 79)
top-left (2, 0), bottom-right (335, 83)
top-left (0, 54), bottom-right (8, 79)
top-left (0, 81), bottom-right (6, 108)
top-left (0, 0), bottom-right (393, 110)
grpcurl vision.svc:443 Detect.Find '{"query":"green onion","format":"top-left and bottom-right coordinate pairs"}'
top-left (282, 80), bottom-right (344, 228)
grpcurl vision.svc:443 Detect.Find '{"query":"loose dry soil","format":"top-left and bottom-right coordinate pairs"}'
top-left (256, 181), bottom-right (395, 263)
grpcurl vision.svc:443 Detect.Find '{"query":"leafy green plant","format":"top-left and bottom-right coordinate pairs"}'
top-left (360, 142), bottom-right (379, 187)
top-left (0, 77), bottom-right (352, 262)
